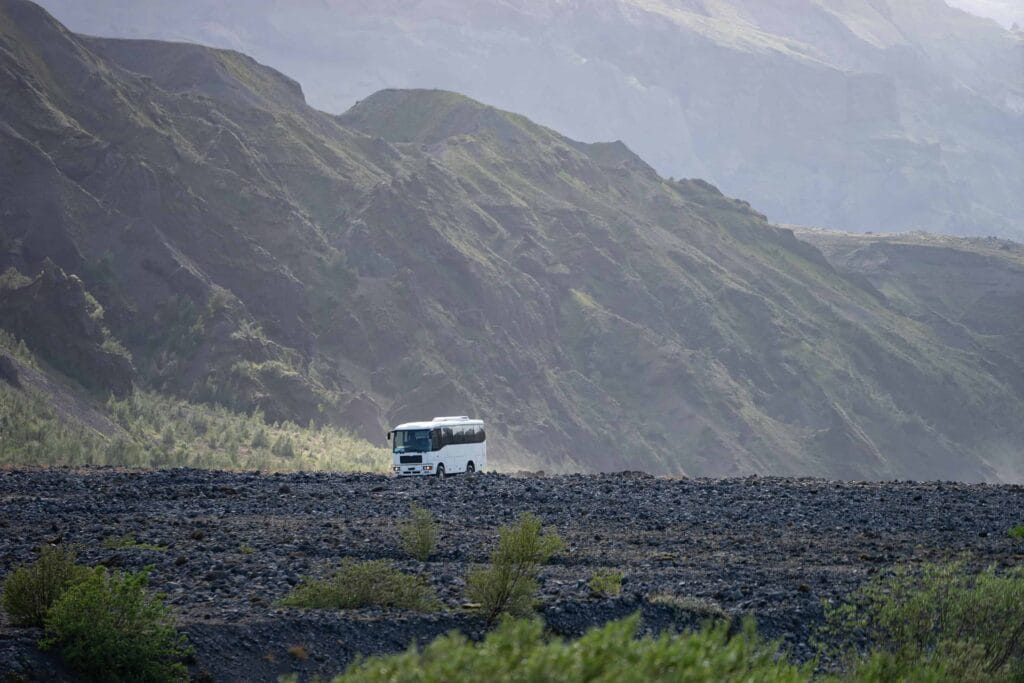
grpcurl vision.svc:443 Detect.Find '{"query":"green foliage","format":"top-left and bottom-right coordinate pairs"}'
top-left (0, 266), bottom-right (32, 290)
top-left (278, 559), bottom-right (441, 612)
top-left (333, 613), bottom-right (810, 682)
top-left (820, 560), bottom-right (1024, 681)
top-left (588, 569), bottom-right (623, 598)
top-left (100, 333), bottom-right (132, 362)
top-left (0, 329), bottom-right (35, 366)
top-left (101, 534), bottom-right (166, 552)
top-left (647, 594), bottom-right (728, 622)
top-left (835, 650), bottom-right (951, 682)
top-left (271, 433), bottom-right (296, 458)
top-left (1008, 525), bottom-right (1024, 540)
top-left (42, 567), bottom-right (190, 682)
top-left (466, 513), bottom-right (563, 625)
top-left (399, 505), bottom-right (438, 561)
top-left (0, 375), bottom-right (387, 472)
top-left (1, 546), bottom-right (91, 627)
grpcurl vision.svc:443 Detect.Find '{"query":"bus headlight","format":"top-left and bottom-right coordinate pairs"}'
top-left (423, 465), bottom-right (432, 471)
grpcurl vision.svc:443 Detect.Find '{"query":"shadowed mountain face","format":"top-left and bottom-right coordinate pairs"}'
top-left (1, 0), bottom-right (1022, 480)
top-left (32, 0), bottom-right (1024, 241)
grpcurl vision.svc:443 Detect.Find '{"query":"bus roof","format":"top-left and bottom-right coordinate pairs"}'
top-left (393, 417), bottom-right (484, 431)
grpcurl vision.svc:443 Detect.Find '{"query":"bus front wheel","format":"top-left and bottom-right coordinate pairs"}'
top-left (436, 464), bottom-right (445, 480)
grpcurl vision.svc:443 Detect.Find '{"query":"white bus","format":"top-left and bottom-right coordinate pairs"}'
top-left (388, 416), bottom-right (486, 478)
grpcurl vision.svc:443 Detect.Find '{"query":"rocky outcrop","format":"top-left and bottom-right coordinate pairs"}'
top-left (0, 262), bottom-right (134, 396)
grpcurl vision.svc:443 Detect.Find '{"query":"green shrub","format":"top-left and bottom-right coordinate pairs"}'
top-left (0, 383), bottom-right (389, 472)
top-left (278, 559), bottom-right (441, 612)
top-left (399, 505), bottom-right (438, 561)
top-left (42, 567), bottom-right (190, 682)
top-left (588, 569), bottom-right (623, 598)
top-left (820, 560), bottom-right (1024, 680)
top-left (466, 513), bottom-right (563, 625)
top-left (1008, 525), bottom-right (1024, 540)
top-left (647, 594), bottom-right (728, 622)
top-left (101, 534), bottom-right (166, 551)
top-left (837, 650), bottom-right (950, 683)
top-left (333, 613), bottom-right (810, 682)
top-left (1, 546), bottom-right (91, 627)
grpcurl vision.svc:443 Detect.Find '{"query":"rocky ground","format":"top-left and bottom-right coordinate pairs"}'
top-left (1, 468), bottom-right (1023, 681)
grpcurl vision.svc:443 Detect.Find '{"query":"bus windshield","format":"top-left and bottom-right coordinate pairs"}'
top-left (393, 429), bottom-right (432, 453)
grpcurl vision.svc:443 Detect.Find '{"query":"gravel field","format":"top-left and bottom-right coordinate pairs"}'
top-left (2, 468), bottom-right (1023, 681)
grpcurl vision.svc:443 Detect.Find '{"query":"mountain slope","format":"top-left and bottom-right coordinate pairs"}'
top-left (32, 0), bottom-right (1024, 240)
top-left (1, 0), bottom-right (1022, 480)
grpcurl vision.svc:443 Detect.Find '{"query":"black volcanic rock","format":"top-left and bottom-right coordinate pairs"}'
top-left (1, 469), bottom-right (1023, 679)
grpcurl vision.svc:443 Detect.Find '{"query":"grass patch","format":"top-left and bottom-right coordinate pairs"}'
top-left (466, 513), bottom-right (563, 626)
top-left (101, 534), bottom-right (166, 552)
top-left (278, 559), bottom-right (441, 612)
top-left (588, 569), bottom-right (623, 598)
top-left (1008, 524), bottom-right (1024, 540)
top-left (1, 546), bottom-right (91, 627)
top-left (399, 505), bottom-right (438, 562)
top-left (42, 567), bottom-right (190, 682)
top-left (648, 594), bottom-right (729, 622)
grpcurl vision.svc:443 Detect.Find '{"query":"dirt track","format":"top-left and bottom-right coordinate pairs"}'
top-left (2, 468), bottom-right (1023, 681)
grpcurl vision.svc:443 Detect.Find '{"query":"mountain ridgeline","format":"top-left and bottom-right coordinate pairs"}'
top-left (1, 0), bottom-right (1021, 480)
top-left (32, 0), bottom-right (1024, 240)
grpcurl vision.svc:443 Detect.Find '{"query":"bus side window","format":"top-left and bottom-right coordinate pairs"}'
top-left (431, 429), bottom-right (442, 451)
top-left (468, 426), bottom-right (480, 443)
top-left (443, 427), bottom-right (453, 448)
top-left (455, 426), bottom-right (466, 445)
top-left (479, 427), bottom-right (486, 443)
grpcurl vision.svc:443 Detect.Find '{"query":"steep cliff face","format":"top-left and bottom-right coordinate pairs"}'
top-left (795, 229), bottom-right (1024, 482)
top-left (2, 0), bottom-right (1022, 480)
top-left (33, 0), bottom-right (1024, 240)
top-left (0, 262), bottom-right (134, 396)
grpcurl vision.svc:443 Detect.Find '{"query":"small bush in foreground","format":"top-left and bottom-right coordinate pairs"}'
top-left (466, 513), bottom-right (563, 625)
top-left (588, 569), bottom-right (623, 598)
top-left (43, 567), bottom-right (189, 682)
top-left (399, 505), bottom-right (438, 561)
top-left (821, 560), bottom-right (1024, 681)
top-left (333, 613), bottom-right (809, 682)
top-left (1008, 524), bottom-right (1024, 540)
top-left (1, 545), bottom-right (91, 627)
top-left (278, 559), bottom-right (441, 612)
top-left (838, 650), bottom-right (950, 682)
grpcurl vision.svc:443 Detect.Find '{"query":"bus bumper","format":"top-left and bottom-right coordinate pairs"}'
top-left (392, 465), bottom-right (434, 476)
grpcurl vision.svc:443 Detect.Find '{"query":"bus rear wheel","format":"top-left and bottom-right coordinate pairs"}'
top-left (466, 462), bottom-right (475, 474)
top-left (436, 464), bottom-right (445, 480)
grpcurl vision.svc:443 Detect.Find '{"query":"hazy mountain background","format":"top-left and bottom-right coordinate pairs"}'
top-left (2, 0), bottom-right (1022, 481)
top-left (33, 0), bottom-right (1024, 242)
top-left (947, 0), bottom-right (1024, 28)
